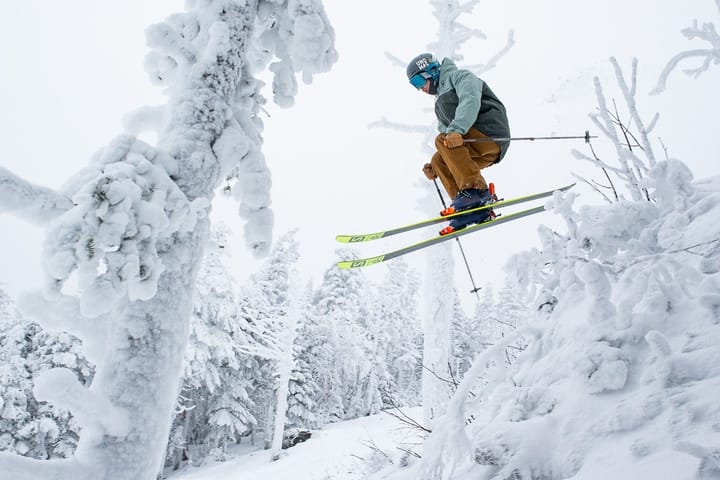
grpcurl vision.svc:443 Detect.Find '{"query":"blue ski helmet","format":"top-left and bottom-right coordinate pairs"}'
top-left (406, 53), bottom-right (440, 92)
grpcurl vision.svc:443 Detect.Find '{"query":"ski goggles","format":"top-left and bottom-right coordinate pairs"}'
top-left (409, 72), bottom-right (431, 89)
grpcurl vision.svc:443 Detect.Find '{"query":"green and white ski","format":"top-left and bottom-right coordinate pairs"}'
top-left (336, 205), bottom-right (545, 269)
top-left (335, 184), bottom-right (574, 243)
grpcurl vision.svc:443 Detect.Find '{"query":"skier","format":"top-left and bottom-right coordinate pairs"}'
top-left (407, 53), bottom-right (511, 234)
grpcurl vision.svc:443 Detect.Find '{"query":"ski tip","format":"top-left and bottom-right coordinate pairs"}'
top-left (336, 255), bottom-right (386, 269)
top-left (552, 183), bottom-right (576, 194)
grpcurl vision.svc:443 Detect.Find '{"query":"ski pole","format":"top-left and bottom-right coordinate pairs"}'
top-left (464, 130), bottom-right (596, 144)
top-left (432, 178), bottom-right (482, 299)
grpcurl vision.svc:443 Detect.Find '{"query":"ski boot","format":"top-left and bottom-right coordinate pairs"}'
top-left (440, 183), bottom-right (497, 216)
top-left (439, 184), bottom-right (496, 236)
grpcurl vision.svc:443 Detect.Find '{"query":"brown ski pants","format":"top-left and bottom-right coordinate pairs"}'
top-left (431, 127), bottom-right (500, 199)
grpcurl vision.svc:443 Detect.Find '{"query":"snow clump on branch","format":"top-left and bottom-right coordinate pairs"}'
top-left (44, 135), bottom-right (209, 318)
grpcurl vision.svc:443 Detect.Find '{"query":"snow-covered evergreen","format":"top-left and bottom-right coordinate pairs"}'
top-left (0, 2), bottom-right (336, 479)
top-left (242, 229), bottom-right (303, 460)
top-left (284, 284), bottom-right (320, 432)
top-left (374, 260), bottom-right (423, 408)
top-left (452, 287), bottom-right (490, 378)
top-left (0, 288), bottom-right (92, 461)
top-left (165, 225), bottom-right (256, 469)
top-left (308, 249), bottom-right (371, 422)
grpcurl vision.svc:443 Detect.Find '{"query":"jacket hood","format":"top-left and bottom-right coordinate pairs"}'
top-left (440, 58), bottom-right (458, 75)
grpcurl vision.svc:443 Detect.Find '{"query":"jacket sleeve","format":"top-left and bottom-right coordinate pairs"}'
top-left (446, 69), bottom-right (483, 134)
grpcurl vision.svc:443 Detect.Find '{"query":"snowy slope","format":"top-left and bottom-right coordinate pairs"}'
top-left (363, 165), bottom-right (720, 480)
top-left (167, 410), bottom-right (424, 480)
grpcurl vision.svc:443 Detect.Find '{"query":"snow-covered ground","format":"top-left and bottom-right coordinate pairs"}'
top-left (167, 409), bottom-right (423, 480)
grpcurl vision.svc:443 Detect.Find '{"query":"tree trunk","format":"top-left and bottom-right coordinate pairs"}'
top-left (422, 244), bottom-right (453, 426)
top-left (270, 353), bottom-right (293, 461)
top-left (78, 3), bottom-right (258, 478)
top-left (78, 261), bottom-right (200, 478)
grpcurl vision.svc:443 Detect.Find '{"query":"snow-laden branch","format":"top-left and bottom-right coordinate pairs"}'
top-left (383, 52), bottom-right (406, 69)
top-left (465, 30), bottom-right (516, 75)
top-left (121, 105), bottom-right (166, 135)
top-left (609, 57), bottom-right (657, 165)
top-left (574, 58), bottom-right (659, 202)
top-left (17, 292), bottom-right (108, 367)
top-left (142, 0), bottom-right (337, 255)
top-left (652, 14), bottom-right (720, 94)
top-left (367, 116), bottom-right (431, 134)
top-left (34, 368), bottom-right (129, 439)
top-left (421, 324), bottom-right (542, 480)
top-left (43, 135), bottom-right (209, 318)
top-left (0, 166), bottom-right (73, 225)
top-left (428, 0), bottom-right (485, 59)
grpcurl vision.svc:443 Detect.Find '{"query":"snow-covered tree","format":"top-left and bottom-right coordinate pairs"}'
top-left (165, 225), bottom-right (256, 468)
top-left (236, 291), bottom-right (276, 448)
top-left (0, 3), bottom-right (335, 479)
top-left (375, 259), bottom-right (422, 408)
top-left (0, 288), bottom-right (92, 461)
top-left (452, 287), bottom-right (492, 378)
top-left (492, 284), bottom-right (531, 365)
top-left (293, 282), bottom-right (340, 425)
top-left (246, 230), bottom-right (303, 460)
top-left (305, 249), bottom-right (370, 423)
top-left (371, 0), bottom-right (515, 425)
top-left (415, 59), bottom-right (720, 480)
top-left (284, 283), bottom-right (319, 431)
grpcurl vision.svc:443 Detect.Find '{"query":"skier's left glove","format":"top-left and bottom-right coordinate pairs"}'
top-left (422, 163), bottom-right (437, 180)
top-left (443, 132), bottom-right (464, 149)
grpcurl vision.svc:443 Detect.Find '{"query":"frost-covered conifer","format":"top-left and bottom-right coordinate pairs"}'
top-left (493, 284), bottom-right (531, 364)
top-left (0, 288), bottom-right (92, 461)
top-left (236, 292), bottom-right (276, 448)
top-left (451, 288), bottom-right (488, 378)
top-left (306, 249), bottom-right (369, 423)
top-left (0, 2), bottom-right (335, 479)
top-left (165, 225), bottom-right (256, 468)
top-left (285, 284), bottom-right (319, 431)
top-left (249, 230), bottom-right (303, 458)
top-left (373, 260), bottom-right (422, 407)
top-left (292, 283), bottom-right (339, 426)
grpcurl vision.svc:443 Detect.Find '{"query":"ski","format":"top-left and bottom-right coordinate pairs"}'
top-left (336, 205), bottom-right (546, 269)
top-left (336, 183), bottom-right (574, 243)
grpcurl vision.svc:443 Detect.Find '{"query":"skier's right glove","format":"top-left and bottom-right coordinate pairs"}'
top-left (422, 163), bottom-right (437, 180)
top-left (443, 132), bottom-right (464, 149)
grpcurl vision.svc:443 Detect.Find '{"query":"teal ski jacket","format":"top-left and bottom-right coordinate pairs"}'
top-left (434, 58), bottom-right (511, 161)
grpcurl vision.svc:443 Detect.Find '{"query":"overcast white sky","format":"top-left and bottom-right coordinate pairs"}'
top-left (1, 1), bottom-right (718, 309)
